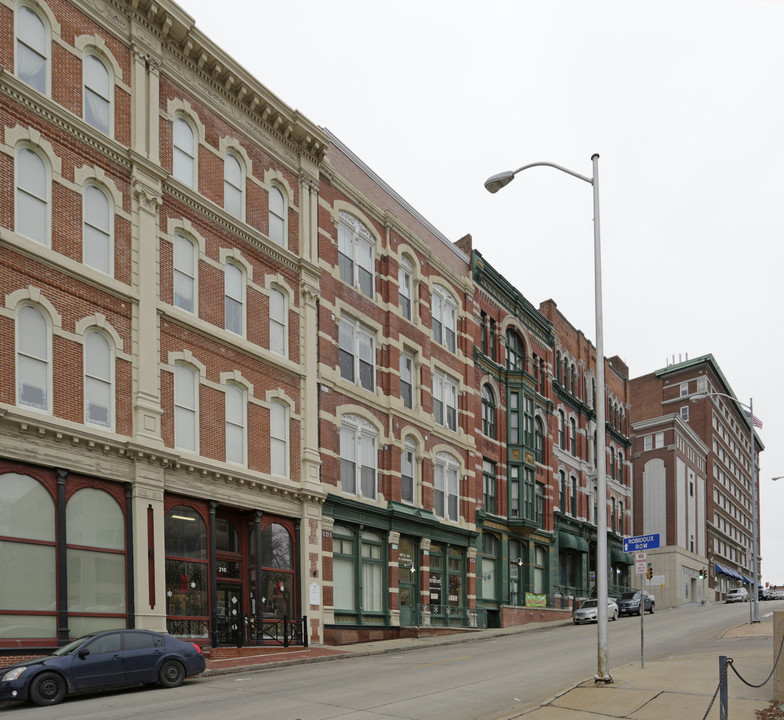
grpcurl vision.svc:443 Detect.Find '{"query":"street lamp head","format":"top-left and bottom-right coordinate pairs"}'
top-left (690, 394), bottom-right (708, 402)
top-left (773, 476), bottom-right (784, 482)
top-left (484, 171), bottom-right (516, 194)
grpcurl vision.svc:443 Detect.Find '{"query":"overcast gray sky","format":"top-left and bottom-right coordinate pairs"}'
top-left (177, 0), bottom-right (784, 586)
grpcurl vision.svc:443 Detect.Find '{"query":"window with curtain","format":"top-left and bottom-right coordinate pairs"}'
top-left (224, 262), bottom-right (244, 336)
top-left (0, 473), bottom-right (57, 638)
top-left (338, 317), bottom-right (375, 391)
top-left (84, 54), bottom-right (111, 135)
top-left (399, 255), bottom-right (413, 320)
top-left (482, 533), bottom-right (498, 601)
top-left (434, 453), bottom-right (459, 521)
top-left (433, 371), bottom-right (457, 432)
top-left (16, 304), bottom-right (49, 411)
top-left (332, 525), bottom-right (356, 611)
top-left (431, 285), bottom-right (457, 353)
top-left (401, 438), bottom-right (416, 504)
top-left (83, 185), bottom-right (112, 275)
top-left (16, 146), bottom-right (48, 245)
top-left (506, 330), bottom-right (524, 371)
top-left (340, 416), bottom-right (377, 499)
top-left (174, 363), bottom-right (197, 453)
top-left (268, 185), bottom-right (286, 246)
top-left (84, 331), bottom-right (112, 428)
top-left (337, 212), bottom-right (374, 298)
top-left (225, 383), bottom-right (246, 465)
top-left (173, 116), bottom-right (196, 187)
top-left (224, 153), bottom-right (244, 219)
top-left (269, 401), bottom-right (288, 477)
top-left (66, 488), bottom-right (126, 636)
top-left (16, 5), bottom-right (48, 93)
top-left (269, 286), bottom-right (287, 356)
top-left (173, 233), bottom-right (196, 313)
top-left (534, 545), bottom-right (546, 594)
top-left (361, 530), bottom-right (384, 613)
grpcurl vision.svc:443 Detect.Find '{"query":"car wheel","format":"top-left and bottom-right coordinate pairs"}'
top-left (29, 672), bottom-right (66, 706)
top-left (612, 609), bottom-right (618, 621)
top-left (159, 660), bottom-right (185, 688)
top-left (649, 603), bottom-right (655, 614)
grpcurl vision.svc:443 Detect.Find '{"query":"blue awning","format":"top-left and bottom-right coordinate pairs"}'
top-left (743, 576), bottom-right (751, 584)
top-left (715, 562), bottom-right (743, 580)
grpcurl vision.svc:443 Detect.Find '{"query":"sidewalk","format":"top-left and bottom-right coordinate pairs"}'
top-left (201, 617), bottom-right (783, 719)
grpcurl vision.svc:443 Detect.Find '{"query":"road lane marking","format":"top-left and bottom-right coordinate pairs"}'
top-left (411, 656), bottom-right (470, 668)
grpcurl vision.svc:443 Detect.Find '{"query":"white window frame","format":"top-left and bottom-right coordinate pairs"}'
top-left (269, 286), bottom-right (287, 356)
top-left (433, 370), bottom-right (458, 432)
top-left (225, 383), bottom-right (246, 465)
top-left (400, 350), bottom-right (415, 409)
top-left (644, 434), bottom-right (653, 452)
top-left (172, 116), bottom-right (196, 188)
top-left (83, 184), bottom-right (113, 275)
top-left (399, 255), bottom-right (413, 321)
top-left (434, 452), bottom-right (459, 521)
top-left (337, 211), bottom-right (375, 298)
top-left (680, 406), bottom-right (690, 421)
top-left (174, 363), bottom-right (198, 453)
top-left (432, 285), bottom-right (457, 353)
top-left (15, 145), bottom-right (49, 246)
top-left (84, 330), bottom-right (113, 429)
top-left (340, 415), bottom-right (377, 499)
top-left (15, 4), bottom-right (49, 95)
top-left (339, 317), bottom-right (375, 392)
top-left (224, 261), bottom-right (245, 336)
top-left (655, 432), bottom-right (664, 449)
top-left (173, 233), bottom-right (196, 313)
top-left (224, 152), bottom-right (244, 220)
top-left (270, 400), bottom-right (288, 477)
top-left (401, 438), bottom-right (416, 504)
top-left (83, 53), bottom-right (112, 136)
top-left (268, 184), bottom-right (286, 246)
top-left (16, 304), bottom-right (51, 413)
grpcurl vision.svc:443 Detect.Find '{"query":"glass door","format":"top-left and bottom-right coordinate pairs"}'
top-left (398, 537), bottom-right (417, 626)
top-left (216, 583), bottom-right (242, 645)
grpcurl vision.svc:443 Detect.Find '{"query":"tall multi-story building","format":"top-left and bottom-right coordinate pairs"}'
top-left (630, 355), bottom-right (762, 604)
top-left (317, 133), bottom-right (480, 643)
top-left (539, 300), bottom-right (634, 601)
top-left (1, 0), bottom-right (328, 657)
top-left (464, 244), bottom-right (557, 627)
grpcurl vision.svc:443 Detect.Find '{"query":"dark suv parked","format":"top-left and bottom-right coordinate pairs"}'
top-left (617, 590), bottom-right (655, 616)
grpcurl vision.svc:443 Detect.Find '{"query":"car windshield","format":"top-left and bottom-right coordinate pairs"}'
top-left (52, 634), bottom-right (95, 656)
top-left (580, 600), bottom-right (597, 608)
top-left (620, 592), bottom-right (639, 600)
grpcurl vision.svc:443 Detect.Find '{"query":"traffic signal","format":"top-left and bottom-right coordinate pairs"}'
top-left (647, 564), bottom-right (652, 579)
top-left (699, 568), bottom-right (706, 580)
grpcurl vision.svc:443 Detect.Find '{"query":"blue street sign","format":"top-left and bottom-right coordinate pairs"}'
top-left (623, 534), bottom-right (661, 552)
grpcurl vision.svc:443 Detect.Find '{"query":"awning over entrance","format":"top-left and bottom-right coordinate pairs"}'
top-left (715, 562), bottom-right (743, 580)
top-left (611, 547), bottom-right (634, 565)
top-left (558, 531), bottom-right (589, 553)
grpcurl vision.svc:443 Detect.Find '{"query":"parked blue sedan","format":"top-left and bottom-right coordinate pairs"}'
top-left (0, 629), bottom-right (205, 706)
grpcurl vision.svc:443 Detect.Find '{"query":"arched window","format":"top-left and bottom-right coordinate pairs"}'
top-left (571, 475), bottom-right (578, 516)
top-left (16, 146), bottom-right (49, 245)
top-left (482, 384), bottom-right (496, 439)
top-left (16, 5), bottom-right (48, 94)
top-left (618, 451), bottom-right (624, 484)
top-left (224, 261), bottom-right (245, 336)
top-left (173, 116), bottom-right (196, 187)
top-left (165, 505), bottom-right (208, 637)
top-left (432, 285), bottom-right (457, 353)
top-left (506, 330), bottom-right (524, 371)
top-left (558, 410), bottom-right (566, 450)
top-left (559, 470), bottom-right (566, 512)
top-left (0, 473), bottom-right (56, 637)
top-left (569, 417), bottom-right (577, 456)
top-left (84, 53), bottom-right (112, 135)
top-left (338, 212), bottom-right (374, 298)
top-left (174, 363), bottom-right (198, 453)
top-left (398, 255), bottom-right (413, 321)
top-left (556, 351), bottom-right (562, 383)
top-left (173, 233), bottom-right (196, 313)
top-left (16, 304), bottom-right (49, 411)
top-left (340, 416), bottom-right (377, 499)
top-left (610, 447), bottom-right (616, 480)
top-left (66, 488), bottom-right (125, 636)
top-left (83, 184), bottom-right (112, 275)
top-left (224, 152), bottom-right (244, 219)
top-left (611, 497), bottom-right (617, 533)
top-left (269, 286), bottom-right (287, 356)
top-left (618, 501), bottom-right (625, 535)
top-left (570, 365), bottom-right (576, 395)
top-left (268, 185), bottom-right (286, 246)
top-left (84, 330), bottom-right (113, 428)
top-left (269, 400), bottom-right (288, 477)
top-left (254, 523), bottom-right (294, 618)
top-left (225, 383), bottom-right (246, 465)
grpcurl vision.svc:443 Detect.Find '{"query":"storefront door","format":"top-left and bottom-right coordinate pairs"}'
top-left (398, 537), bottom-right (418, 626)
top-left (216, 583), bottom-right (243, 645)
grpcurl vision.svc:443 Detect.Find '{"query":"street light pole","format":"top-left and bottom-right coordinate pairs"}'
top-left (485, 155), bottom-right (612, 683)
top-left (691, 392), bottom-right (760, 623)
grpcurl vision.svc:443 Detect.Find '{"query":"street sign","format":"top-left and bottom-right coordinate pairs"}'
top-left (635, 551), bottom-right (647, 563)
top-left (635, 561), bottom-right (647, 575)
top-left (623, 534), bottom-right (661, 552)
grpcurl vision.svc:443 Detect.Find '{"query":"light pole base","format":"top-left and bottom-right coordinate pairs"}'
top-left (594, 674), bottom-right (614, 685)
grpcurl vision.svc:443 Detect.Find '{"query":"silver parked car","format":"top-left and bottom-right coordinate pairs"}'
top-left (725, 588), bottom-right (748, 603)
top-left (573, 598), bottom-right (619, 624)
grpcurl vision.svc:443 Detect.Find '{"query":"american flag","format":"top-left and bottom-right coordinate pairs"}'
top-left (745, 410), bottom-right (763, 429)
